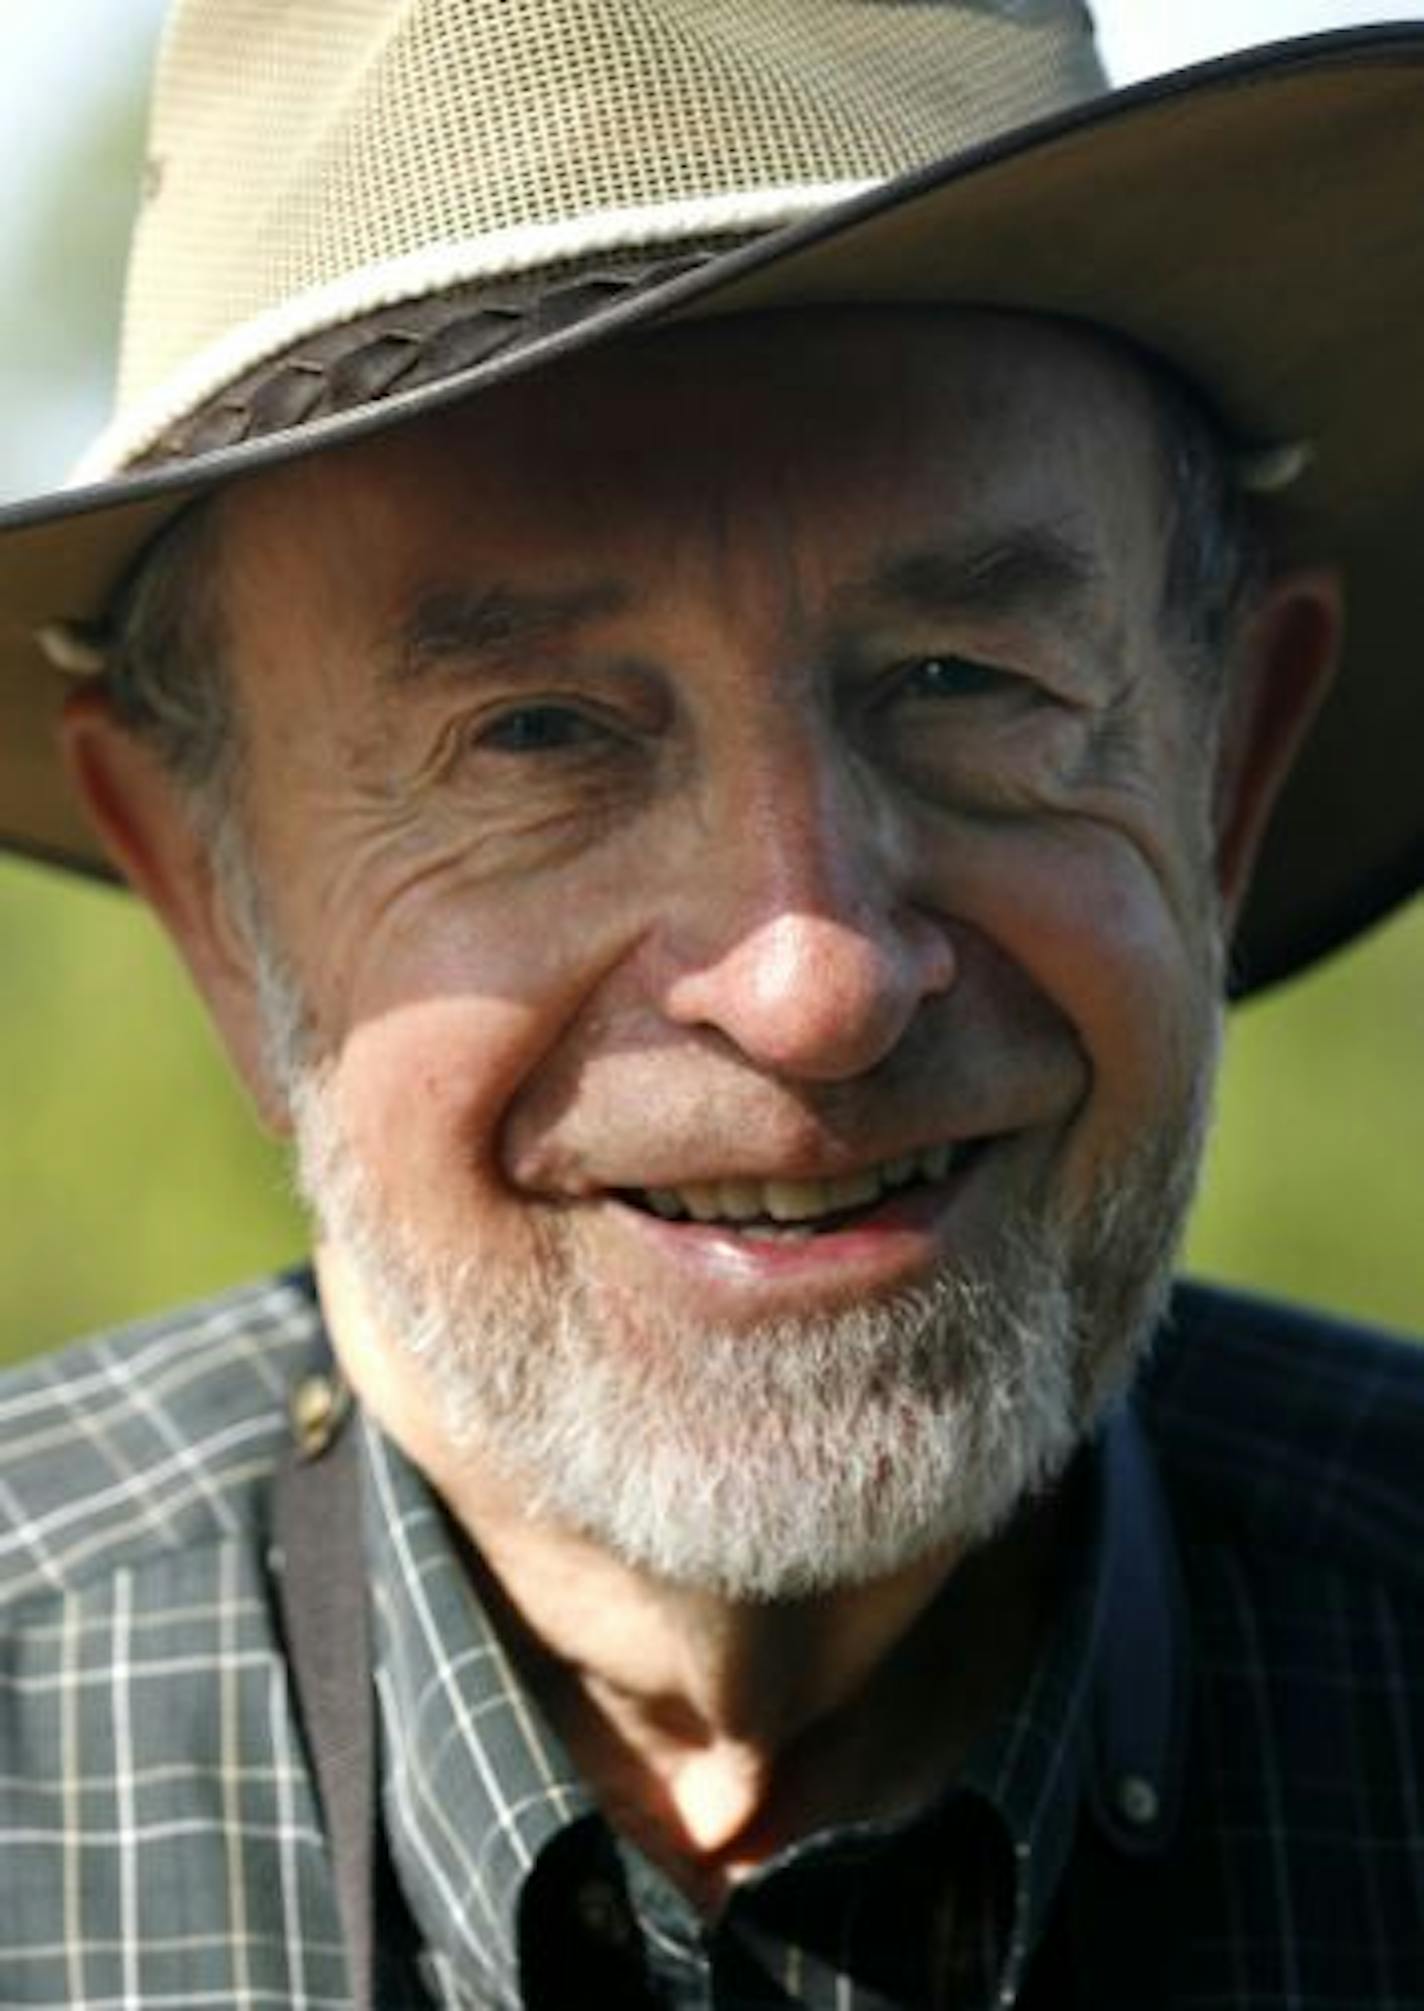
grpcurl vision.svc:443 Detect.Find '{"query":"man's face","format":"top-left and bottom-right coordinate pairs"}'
top-left (211, 312), bottom-right (1236, 1594)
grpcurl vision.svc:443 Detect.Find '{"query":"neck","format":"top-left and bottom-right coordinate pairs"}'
top-left (460, 1487), bottom-right (1065, 1911)
top-left (321, 1256), bottom-right (1071, 1910)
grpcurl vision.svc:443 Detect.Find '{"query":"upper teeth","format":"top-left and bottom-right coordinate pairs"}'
top-left (640, 1142), bottom-right (960, 1225)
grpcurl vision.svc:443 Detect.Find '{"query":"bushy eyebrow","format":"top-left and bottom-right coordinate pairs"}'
top-left (377, 526), bottom-right (1102, 690)
top-left (383, 579), bottom-right (628, 687)
top-left (835, 526), bottom-right (1105, 638)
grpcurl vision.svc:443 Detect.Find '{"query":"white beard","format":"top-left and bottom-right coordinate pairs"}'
top-left (284, 1047), bottom-right (1210, 1601)
top-left (247, 865), bottom-right (1218, 1599)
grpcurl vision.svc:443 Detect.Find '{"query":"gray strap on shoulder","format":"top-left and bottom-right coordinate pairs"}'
top-left (271, 1389), bottom-right (376, 2011)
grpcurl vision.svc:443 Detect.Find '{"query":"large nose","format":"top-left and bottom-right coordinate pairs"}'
top-left (656, 749), bottom-right (956, 1081)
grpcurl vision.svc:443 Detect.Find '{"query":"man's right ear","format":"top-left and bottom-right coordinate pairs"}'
top-left (59, 685), bottom-right (293, 1134)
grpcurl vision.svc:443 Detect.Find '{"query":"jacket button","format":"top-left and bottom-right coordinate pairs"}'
top-left (1115, 1774), bottom-right (1160, 1827)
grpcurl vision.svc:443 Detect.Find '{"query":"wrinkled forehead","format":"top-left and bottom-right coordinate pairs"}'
top-left (215, 307), bottom-right (1170, 627)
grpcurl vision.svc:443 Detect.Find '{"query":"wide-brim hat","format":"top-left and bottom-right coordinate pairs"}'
top-left (1, 1), bottom-right (1422, 996)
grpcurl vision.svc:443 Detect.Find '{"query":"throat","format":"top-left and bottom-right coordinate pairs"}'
top-left (634, 1739), bottom-right (775, 1859)
top-left (568, 1710), bottom-right (824, 1914)
top-left (504, 1549), bottom-right (977, 1899)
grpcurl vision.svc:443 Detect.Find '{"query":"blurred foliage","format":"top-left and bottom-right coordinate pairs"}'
top-left (0, 43), bottom-right (152, 498)
top-left (12, 90), bottom-right (145, 383)
top-left (1, 859), bottom-right (304, 1357)
top-left (1188, 905), bottom-right (1423, 1333)
top-left (0, 13), bottom-right (1419, 1363)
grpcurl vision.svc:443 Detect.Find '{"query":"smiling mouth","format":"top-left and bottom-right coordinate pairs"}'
top-left (617, 1141), bottom-right (981, 1240)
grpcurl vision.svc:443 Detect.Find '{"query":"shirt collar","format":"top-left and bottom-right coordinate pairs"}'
top-left (960, 1397), bottom-right (1188, 1997)
top-left (1083, 1395), bottom-right (1189, 1854)
top-left (358, 1397), bottom-right (1187, 2006)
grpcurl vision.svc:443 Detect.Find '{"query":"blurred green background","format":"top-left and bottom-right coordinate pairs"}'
top-left (1, 7), bottom-right (1420, 1363)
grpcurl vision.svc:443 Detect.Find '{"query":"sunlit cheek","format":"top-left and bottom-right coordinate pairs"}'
top-left (318, 991), bottom-right (540, 1205)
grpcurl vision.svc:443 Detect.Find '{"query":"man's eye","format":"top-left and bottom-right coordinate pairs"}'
top-left (477, 704), bottom-right (606, 753)
top-left (897, 655), bottom-right (1014, 701)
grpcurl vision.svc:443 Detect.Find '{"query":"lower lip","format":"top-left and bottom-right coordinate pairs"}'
top-left (608, 1156), bottom-right (989, 1311)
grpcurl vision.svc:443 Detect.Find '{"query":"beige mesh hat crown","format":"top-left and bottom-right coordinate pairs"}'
top-left (90, 0), bottom-right (1103, 473)
top-left (2, 1), bottom-right (1424, 993)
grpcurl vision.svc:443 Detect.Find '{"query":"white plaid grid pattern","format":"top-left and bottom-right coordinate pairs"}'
top-left (363, 1420), bottom-right (591, 2007)
top-left (1, 1270), bottom-right (1423, 2006)
top-left (0, 1274), bottom-right (345, 2007)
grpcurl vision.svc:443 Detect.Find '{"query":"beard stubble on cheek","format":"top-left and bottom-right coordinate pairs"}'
top-left (281, 1001), bottom-right (1220, 1603)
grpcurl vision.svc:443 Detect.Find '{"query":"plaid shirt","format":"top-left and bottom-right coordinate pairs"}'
top-left (1, 1270), bottom-right (1422, 2007)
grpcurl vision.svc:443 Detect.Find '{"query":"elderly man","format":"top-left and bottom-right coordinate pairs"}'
top-left (1, 3), bottom-right (1422, 2005)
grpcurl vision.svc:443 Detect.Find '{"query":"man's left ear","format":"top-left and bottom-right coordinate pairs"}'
top-left (1211, 567), bottom-right (1342, 926)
